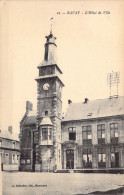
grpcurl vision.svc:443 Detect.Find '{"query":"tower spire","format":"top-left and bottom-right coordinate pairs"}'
top-left (50, 17), bottom-right (53, 34)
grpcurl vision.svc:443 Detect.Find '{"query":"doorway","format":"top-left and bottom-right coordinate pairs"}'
top-left (115, 152), bottom-right (119, 167)
top-left (66, 149), bottom-right (74, 169)
top-left (111, 152), bottom-right (119, 168)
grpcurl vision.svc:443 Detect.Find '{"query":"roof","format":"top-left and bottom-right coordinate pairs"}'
top-left (63, 96), bottom-right (124, 122)
top-left (40, 59), bottom-right (57, 66)
top-left (24, 110), bottom-right (37, 125)
top-left (0, 130), bottom-right (19, 141)
top-left (37, 64), bottom-right (63, 74)
top-left (39, 117), bottom-right (53, 126)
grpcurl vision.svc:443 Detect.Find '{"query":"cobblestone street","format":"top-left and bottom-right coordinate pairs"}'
top-left (2, 172), bottom-right (124, 195)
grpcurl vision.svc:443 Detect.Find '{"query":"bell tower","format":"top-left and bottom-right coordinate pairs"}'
top-left (35, 31), bottom-right (64, 172)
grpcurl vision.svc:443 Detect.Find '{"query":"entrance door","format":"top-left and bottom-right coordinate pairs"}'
top-left (111, 152), bottom-right (119, 168)
top-left (66, 149), bottom-right (74, 169)
top-left (115, 152), bottom-right (119, 167)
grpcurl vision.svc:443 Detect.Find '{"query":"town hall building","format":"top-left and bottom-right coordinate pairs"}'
top-left (20, 31), bottom-right (124, 172)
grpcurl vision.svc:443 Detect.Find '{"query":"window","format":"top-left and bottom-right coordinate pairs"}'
top-left (82, 149), bottom-right (92, 168)
top-left (17, 155), bottom-right (19, 161)
top-left (45, 111), bottom-right (48, 116)
top-left (0, 140), bottom-right (2, 147)
top-left (97, 124), bottom-right (105, 144)
top-left (26, 159), bottom-right (30, 164)
top-left (82, 126), bottom-right (92, 145)
top-left (110, 147), bottom-right (119, 168)
top-left (110, 123), bottom-right (118, 143)
top-left (42, 128), bottom-right (53, 141)
top-left (21, 159), bottom-right (30, 165)
top-left (68, 127), bottom-right (76, 141)
top-left (98, 148), bottom-right (106, 168)
top-left (110, 123), bottom-right (118, 137)
top-left (49, 128), bottom-right (52, 140)
top-left (98, 153), bottom-right (106, 162)
top-left (42, 128), bottom-right (48, 140)
top-left (21, 159), bottom-right (26, 164)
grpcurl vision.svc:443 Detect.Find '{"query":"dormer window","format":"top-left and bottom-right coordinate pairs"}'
top-left (87, 113), bottom-right (92, 117)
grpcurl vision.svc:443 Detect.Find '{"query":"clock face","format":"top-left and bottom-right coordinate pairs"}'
top-left (43, 83), bottom-right (50, 91)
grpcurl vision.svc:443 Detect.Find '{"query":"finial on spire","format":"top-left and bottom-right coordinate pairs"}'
top-left (50, 17), bottom-right (53, 34)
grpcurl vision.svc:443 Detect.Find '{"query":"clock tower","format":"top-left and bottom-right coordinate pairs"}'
top-left (35, 32), bottom-right (64, 172)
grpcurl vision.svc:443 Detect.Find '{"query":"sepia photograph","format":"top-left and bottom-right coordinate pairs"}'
top-left (0, 0), bottom-right (124, 194)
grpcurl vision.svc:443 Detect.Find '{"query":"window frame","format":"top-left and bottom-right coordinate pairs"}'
top-left (42, 128), bottom-right (48, 140)
top-left (82, 125), bottom-right (92, 141)
top-left (68, 127), bottom-right (76, 141)
top-left (110, 123), bottom-right (118, 138)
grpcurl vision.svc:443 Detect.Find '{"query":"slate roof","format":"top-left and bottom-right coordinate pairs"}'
top-left (63, 96), bottom-right (124, 122)
top-left (0, 130), bottom-right (19, 141)
top-left (24, 110), bottom-right (37, 125)
top-left (39, 117), bottom-right (53, 126)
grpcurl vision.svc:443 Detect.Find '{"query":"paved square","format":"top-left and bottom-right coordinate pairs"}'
top-left (2, 172), bottom-right (124, 195)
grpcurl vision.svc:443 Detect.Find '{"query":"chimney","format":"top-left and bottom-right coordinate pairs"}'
top-left (26, 101), bottom-right (33, 113)
top-left (68, 99), bottom-right (72, 105)
top-left (84, 98), bottom-right (89, 104)
top-left (8, 126), bottom-right (12, 134)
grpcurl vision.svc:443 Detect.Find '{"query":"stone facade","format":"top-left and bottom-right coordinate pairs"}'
top-left (34, 32), bottom-right (64, 172)
top-left (0, 128), bottom-right (20, 171)
top-left (62, 115), bottom-right (124, 169)
top-left (20, 32), bottom-right (124, 172)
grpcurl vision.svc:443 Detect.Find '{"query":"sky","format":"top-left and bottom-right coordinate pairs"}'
top-left (0, 0), bottom-right (124, 135)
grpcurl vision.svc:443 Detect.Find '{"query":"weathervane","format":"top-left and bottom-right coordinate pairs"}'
top-left (50, 17), bottom-right (53, 34)
top-left (107, 71), bottom-right (120, 98)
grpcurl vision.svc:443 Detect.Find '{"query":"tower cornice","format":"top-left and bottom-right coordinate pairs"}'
top-left (35, 75), bottom-right (64, 87)
top-left (37, 64), bottom-right (63, 74)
